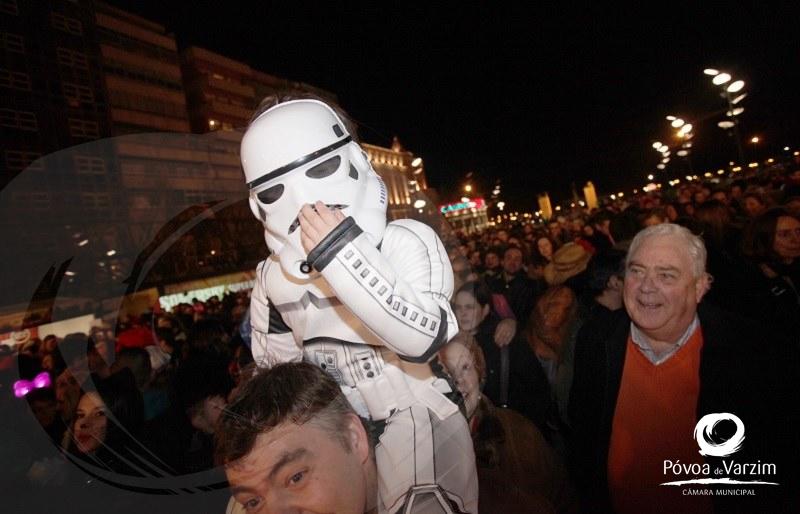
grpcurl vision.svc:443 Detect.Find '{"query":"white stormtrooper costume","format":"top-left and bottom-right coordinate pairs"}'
top-left (241, 99), bottom-right (478, 514)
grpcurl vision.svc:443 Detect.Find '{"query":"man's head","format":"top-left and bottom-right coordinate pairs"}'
top-left (502, 246), bottom-right (524, 275)
top-left (216, 362), bottom-right (374, 514)
top-left (624, 224), bottom-right (711, 344)
top-left (241, 93), bottom-right (388, 279)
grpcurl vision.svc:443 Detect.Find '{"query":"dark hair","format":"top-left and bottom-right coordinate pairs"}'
top-left (455, 281), bottom-right (492, 309)
top-left (586, 249), bottom-right (626, 295)
top-left (174, 356), bottom-right (233, 414)
top-left (741, 208), bottom-right (800, 263)
top-left (70, 369), bottom-right (144, 456)
top-left (214, 362), bottom-right (355, 466)
top-left (111, 347), bottom-right (152, 390)
top-left (57, 333), bottom-right (95, 366)
top-left (694, 200), bottom-right (731, 246)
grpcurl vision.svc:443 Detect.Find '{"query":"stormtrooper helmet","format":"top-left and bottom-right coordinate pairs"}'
top-left (241, 99), bottom-right (388, 279)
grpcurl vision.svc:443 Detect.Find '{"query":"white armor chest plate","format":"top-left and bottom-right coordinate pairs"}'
top-left (263, 256), bottom-right (401, 388)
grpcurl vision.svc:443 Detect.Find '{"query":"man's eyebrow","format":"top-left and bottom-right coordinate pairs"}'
top-left (228, 448), bottom-right (310, 495)
top-left (267, 448), bottom-right (309, 481)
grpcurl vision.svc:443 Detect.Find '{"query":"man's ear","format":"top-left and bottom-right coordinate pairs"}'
top-left (345, 413), bottom-right (370, 464)
top-left (695, 272), bottom-right (712, 303)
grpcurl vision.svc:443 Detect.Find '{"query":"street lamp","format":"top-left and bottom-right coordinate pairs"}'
top-left (704, 67), bottom-right (746, 164)
top-left (750, 136), bottom-right (760, 161)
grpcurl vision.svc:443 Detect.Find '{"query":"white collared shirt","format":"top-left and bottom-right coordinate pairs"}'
top-left (630, 315), bottom-right (700, 366)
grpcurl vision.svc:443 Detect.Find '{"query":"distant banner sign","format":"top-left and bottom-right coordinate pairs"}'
top-left (439, 197), bottom-right (486, 214)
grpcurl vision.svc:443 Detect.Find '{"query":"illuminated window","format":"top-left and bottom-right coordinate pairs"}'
top-left (62, 82), bottom-right (94, 104)
top-left (51, 13), bottom-right (83, 35)
top-left (68, 118), bottom-right (99, 138)
top-left (0, 68), bottom-right (30, 90)
top-left (0, 109), bottom-right (37, 131)
top-left (5, 150), bottom-right (43, 171)
top-left (74, 155), bottom-right (105, 175)
top-left (56, 47), bottom-right (88, 70)
top-left (0, 32), bottom-right (24, 53)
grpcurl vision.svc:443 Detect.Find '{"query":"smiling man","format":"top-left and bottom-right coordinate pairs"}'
top-left (569, 223), bottom-right (797, 514)
top-left (218, 362), bottom-right (470, 514)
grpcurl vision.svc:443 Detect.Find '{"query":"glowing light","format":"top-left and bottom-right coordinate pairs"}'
top-left (106, 249), bottom-right (116, 256)
top-left (666, 115), bottom-right (677, 121)
top-left (647, 174), bottom-right (654, 180)
top-left (78, 239), bottom-right (89, 246)
top-left (718, 121), bottom-right (735, 129)
top-left (717, 170), bottom-right (725, 175)
top-left (784, 147), bottom-right (790, 151)
top-left (712, 73), bottom-right (731, 85)
top-left (726, 107), bottom-right (744, 117)
top-left (748, 162), bottom-right (758, 168)
top-left (671, 118), bottom-right (685, 128)
top-left (411, 157), bottom-right (422, 167)
top-left (65, 271), bottom-right (76, 276)
top-left (413, 199), bottom-right (426, 209)
top-left (657, 164), bottom-right (666, 169)
top-left (652, 141), bottom-right (662, 149)
top-left (610, 194), bottom-right (616, 200)
top-left (731, 93), bottom-right (747, 104)
top-left (726, 80), bottom-right (745, 93)
top-left (750, 136), bottom-right (759, 144)
top-left (703, 68), bottom-right (719, 76)
top-left (677, 150), bottom-right (688, 157)
top-left (464, 184), bottom-right (472, 192)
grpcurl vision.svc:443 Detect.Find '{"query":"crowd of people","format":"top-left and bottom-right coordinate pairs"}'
top-left (2, 162), bottom-right (799, 513)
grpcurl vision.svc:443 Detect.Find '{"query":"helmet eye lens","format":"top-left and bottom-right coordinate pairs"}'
top-left (256, 184), bottom-right (284, 204)
top-left (305, 156), bottom-right (341, 179)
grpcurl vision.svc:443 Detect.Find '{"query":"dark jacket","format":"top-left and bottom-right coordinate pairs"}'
top-left (475, 315), bottom-right (552, 435)
top-left (487, 271), bottom-right (541, 329)
top-left (568, 302), bottom-right (798, 513)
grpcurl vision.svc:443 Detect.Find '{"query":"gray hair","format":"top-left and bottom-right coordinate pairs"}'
top-left (626, 223), bottom-right (707, 278)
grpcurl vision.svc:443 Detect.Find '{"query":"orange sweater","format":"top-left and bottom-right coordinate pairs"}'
top-left (607, 328), bottom-right (713, 514)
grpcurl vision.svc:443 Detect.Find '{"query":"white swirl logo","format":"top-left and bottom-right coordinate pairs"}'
top-left (693, 413), bottom-right (745, 457)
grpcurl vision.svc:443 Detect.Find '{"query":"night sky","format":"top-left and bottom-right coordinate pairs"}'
top-left (111, 1), bottom-right (800, 210)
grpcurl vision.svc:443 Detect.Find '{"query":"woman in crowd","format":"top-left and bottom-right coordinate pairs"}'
top-left (452, 281), bottom-right (552, 434)
top-left (741, 207), bottom-right (800, 339)
top-left (439, 336), bottom-right (577, 513)
top-left (67, 369), bottom-right (150, 476)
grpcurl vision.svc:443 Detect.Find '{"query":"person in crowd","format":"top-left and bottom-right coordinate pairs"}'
top-left (216, 362), bottom-right (401, 514)
top-left (587, 211), bottom-right (615, 251)
top-left (570, 223), bottom-right (797, 514)
top-left (453, 281), bottom-right (551, 433)
top-left (535, 235), bottom-right (556, 263)
top-left (740, 207), bottom-right (800, 339)
top-left (482, 246), bottom-right (503, 280)
top-left (241, 93), bottom-right (477, 512)
top-left (487, 245), bottom-right (541, 329)
top-left (67, 369), bottom-right (147, 475)
top-left (742, 190), bottom-right (770, 218)
top-left (439, 337), bottom-right (578, 513)
top-left (172, 355), bottom-right (233, 473)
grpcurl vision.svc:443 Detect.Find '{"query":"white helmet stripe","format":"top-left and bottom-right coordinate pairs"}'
top-left (247, 135), bottom-right (352, 190)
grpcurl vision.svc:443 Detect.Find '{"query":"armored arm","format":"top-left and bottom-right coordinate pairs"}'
top-left (249, 260), bottom-right (303, 368)
top-left (307, 218), bottom-right (457, 362)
